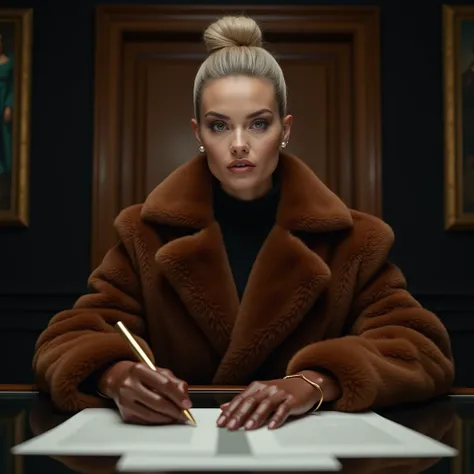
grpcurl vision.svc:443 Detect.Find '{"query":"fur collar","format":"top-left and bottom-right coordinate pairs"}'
top-left (141, 152), bottom-right (353, 232)
top-left (139, 152), bottom-right (354, 384)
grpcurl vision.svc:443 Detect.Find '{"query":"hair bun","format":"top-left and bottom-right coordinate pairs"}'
top-left (203, 16), bottom-right (262, 53)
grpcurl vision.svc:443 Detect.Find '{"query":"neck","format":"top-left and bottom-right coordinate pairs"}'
top-left (221, 177), bottom-right (273, 201)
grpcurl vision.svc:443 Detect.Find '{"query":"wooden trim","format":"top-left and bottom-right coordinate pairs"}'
top-left (1, 384), bottom-right (473, 396)
top-left (451, 387), bottom-right (474, 395)
top-left (92, 4), bottom-right (382, 269)
top-left (0, 384), bottom-right (244, 392)
top-left (0, 384), bottom-right (35, 391)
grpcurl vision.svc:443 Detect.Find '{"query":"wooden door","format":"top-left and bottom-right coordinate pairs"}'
top-left (93, 5), bottom-right (381, 269)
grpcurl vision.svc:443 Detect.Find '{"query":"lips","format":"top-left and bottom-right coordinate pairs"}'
top-left (228, 160), bottom-right (255, 169)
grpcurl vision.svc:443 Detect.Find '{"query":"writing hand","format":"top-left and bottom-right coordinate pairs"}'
top-left (216, 376), bottom-right (321, 431)
top-left (100, 361), bottom-right (192, 425)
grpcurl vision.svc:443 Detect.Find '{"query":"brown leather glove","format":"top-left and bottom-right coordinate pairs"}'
top-left (99, 361), bottom-right (192, 425)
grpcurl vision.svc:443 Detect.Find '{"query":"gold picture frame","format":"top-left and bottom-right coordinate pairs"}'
top-left (444, 5), bottom-right (474, 229)
top-left (452, 412), bottom-right (473, 474)
top-left (0, 409), bottom-right (25, 474)
top-left (0, 9), bottom-right (32, 227)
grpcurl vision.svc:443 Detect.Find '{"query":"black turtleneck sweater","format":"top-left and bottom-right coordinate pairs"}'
top-left (212, 169), bottom-right (281, 300)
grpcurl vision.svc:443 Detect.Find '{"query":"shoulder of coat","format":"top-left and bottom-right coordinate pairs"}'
top-left (349, 209), bottom-right (394, 240)
top-left (110, 202), bottom-right (156, 243)
top-left (336, 209), bottom-right (396, 263)
top-left (113, 204), bottom-right (142, 234)
top-left (114, 203), bottom-right (168, 246)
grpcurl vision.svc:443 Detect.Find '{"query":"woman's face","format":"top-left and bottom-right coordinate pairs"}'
top-left (192, 75), bottom-right (292, 201)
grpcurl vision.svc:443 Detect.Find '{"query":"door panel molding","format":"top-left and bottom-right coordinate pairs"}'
top-left (93, 5), bottom-right (381, 270)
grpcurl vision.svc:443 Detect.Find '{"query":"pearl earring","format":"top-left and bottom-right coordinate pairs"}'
top-left (198, 145), bottom-right (205, 153)
top-left (281, 141), bottom-right (287, 149)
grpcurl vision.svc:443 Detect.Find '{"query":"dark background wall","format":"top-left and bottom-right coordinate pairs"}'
top-left (0, 0), bottom-right (473, 386)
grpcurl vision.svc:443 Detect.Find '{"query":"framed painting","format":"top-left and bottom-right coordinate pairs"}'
top-left (444, 5), bottom-right (474, 229)
top-left (0, 9), bottom-right (31, 227)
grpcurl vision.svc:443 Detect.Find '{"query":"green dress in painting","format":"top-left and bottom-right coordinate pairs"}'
top-left (0, 54), bottom-right (13, 175)
top-left (0, 54), bottom-right (13, 210)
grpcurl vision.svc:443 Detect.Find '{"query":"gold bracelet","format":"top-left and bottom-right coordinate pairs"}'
top-left (284, 374), bottom-right (324, 413)
top-left (97, 390), bottom-right (112, 399)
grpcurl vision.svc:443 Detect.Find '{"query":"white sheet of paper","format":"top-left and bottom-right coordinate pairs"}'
top-left (12, 407), bottom-right (457, 460)
top-left (12, 408), bottom-right (219, 456)
top-left (117, 453), bottom-right (342, 472)
top-left (246, 410), bottom-right (458, 458)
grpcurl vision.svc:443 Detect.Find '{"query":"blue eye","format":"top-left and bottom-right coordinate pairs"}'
top-left (210, 121), bottom-right (227, 132)
top-left (252, 119), bottom-right (269, 130)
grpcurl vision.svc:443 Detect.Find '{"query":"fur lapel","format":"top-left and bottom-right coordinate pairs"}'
top-left (213, 225), bottom-right (332, 384)
top-left (153, 221), bottom-right (239, 357)
top-left (141, 153), bottom-right (353, 383)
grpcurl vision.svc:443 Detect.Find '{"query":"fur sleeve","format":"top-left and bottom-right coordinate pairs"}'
top-left (286, 216), bottom-right (455, 411)
top-left (33, 206), bottom-right (155, 412)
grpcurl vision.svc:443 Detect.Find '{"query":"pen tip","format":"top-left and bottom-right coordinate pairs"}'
top-left (184, 410), bottom-right (197, 426)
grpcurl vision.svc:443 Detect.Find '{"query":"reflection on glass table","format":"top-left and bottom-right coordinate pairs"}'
top-left (0, 389), bottom-right (471, 474)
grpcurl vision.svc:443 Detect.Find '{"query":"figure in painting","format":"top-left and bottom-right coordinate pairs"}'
top-left (0, 32), bottom-right (13, 210)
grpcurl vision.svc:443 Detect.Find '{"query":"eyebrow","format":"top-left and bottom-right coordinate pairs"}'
top-left (204, 108), bottom-right (273, 120)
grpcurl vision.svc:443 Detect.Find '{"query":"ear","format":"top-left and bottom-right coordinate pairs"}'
top-left (191, 118), bottom-right (201, 145)
top-left (282, 114), bottom-right (293, 143)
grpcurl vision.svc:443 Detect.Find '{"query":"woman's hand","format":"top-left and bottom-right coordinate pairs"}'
top-left (216, 374), bottom-right (323, 431)
top-left (99, 361), bottom-right (192, 425)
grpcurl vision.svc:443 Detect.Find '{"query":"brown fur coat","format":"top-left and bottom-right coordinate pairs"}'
top-left (33, 153), bottom-right (454, 412)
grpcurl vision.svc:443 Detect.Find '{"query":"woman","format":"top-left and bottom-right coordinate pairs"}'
top-left (0, 32), bottom-right (13, 210)
top-left (34, 16), bottom-right (454, 431)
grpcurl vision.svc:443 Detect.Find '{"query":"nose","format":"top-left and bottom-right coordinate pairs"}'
top-left (230, 131), bottom-right (249, 155)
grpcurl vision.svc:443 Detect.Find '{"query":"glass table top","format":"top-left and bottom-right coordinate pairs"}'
top-left (1, 390), bottom-right (472, 473)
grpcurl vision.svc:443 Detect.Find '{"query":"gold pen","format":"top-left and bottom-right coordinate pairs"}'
top-left (114, 321), bottom-right (197, 426)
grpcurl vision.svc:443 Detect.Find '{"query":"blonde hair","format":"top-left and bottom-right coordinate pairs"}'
top-left (193, 16), bottom-right (287, 121)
